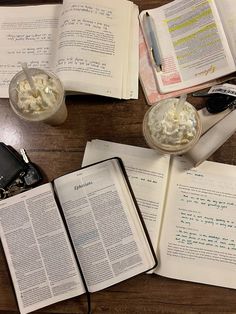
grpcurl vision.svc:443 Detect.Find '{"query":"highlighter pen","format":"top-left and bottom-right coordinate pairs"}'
top-left (143, 12), bottom-right (162, 72)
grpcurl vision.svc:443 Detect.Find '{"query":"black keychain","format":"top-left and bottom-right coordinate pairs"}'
top-left (0, 178), bottom-right (28, 199)
top-left (20, 149), bottom-right (43, 187)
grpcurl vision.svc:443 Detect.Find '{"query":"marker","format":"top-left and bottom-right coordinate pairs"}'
top-left (143, 12), bottom-right (162, 72)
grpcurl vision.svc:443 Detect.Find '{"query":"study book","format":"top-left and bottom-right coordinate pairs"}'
top-left (0, 158), bottom-right (157, 314)
top-left (83, 140), bottom-right (236, 290)
top-left (0, 0), bottom-right (139, 99)
top-left (138, 26), bottom-right (234, 105)
top-left (139, 0), bottom-right (236, 95)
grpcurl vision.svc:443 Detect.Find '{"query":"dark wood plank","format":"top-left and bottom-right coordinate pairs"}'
top-left (0, 1), bottom-right (236, 314)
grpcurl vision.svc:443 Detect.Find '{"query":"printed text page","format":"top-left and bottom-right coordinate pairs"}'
top-left (0, 184), bottom-right (85, 314)
top-left (54, 159), bottom-right (155, 292)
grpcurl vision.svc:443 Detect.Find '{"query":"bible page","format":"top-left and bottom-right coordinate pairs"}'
top-left (0, 183), bottom-right (85, 314)
top-left (156, 156), bottom-right (236, 289)
top-left (0, 4), bottom-right (61, 98)
top-left (54, 0), bottom-right (138, 99)
top-left (82, 140), bottom-right (170, 256)
top-left (54, 158), bottom-right (156, 292)
top-left (140, 0), bottom-right (236, 94)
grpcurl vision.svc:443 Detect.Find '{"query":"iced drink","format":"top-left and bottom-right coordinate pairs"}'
top-left (9, 68), bottom-right (67, 126)
top-left (143, 98), bottom-right (202, 154)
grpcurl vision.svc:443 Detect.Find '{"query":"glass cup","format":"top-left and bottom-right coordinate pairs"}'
top-left (8, 68), bottom-right (67, 126)
top-left (143, 98), bottom-right (202, 155)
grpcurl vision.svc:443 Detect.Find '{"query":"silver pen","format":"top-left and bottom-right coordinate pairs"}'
top-left (143, 12), bottom-right (162, 72)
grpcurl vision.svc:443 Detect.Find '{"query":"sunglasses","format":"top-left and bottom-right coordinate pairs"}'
top-left (192, 79), bottom-right (236, 113)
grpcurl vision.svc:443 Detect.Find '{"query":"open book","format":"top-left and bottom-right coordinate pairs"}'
top-left (139, 0), bottom-right (236, 94)
top-left (139, 27), bottom-right (234, 105)
top-left (83, 140), bottom-right (236, 289)
top-left (0, 0), bottom-right (139, 99)
top-left (0, 158), bottom-right (157, 314)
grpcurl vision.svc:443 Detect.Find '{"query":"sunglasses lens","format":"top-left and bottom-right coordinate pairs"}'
top-left (206, 94), bottom-right (235, 113)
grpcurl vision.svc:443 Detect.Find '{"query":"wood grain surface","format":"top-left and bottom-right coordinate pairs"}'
top-left (0, 1), bottom-right (236, 313)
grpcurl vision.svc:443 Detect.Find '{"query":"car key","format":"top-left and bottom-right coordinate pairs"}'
top-left (0, 178), bottom-right (28, 200)
top-left (20, 148), bottom-right (43, 186)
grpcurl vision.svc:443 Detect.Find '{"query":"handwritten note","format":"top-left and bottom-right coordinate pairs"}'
top-left (178, 185), bottom-right (236, 211)
top-left (158, 157), bottom-right (236, 273)
top-left (56, 1), bottom-right (116, 78)
top-left (61, 3), bottom-right (112, 18)
top-left (55, 0), bottom-right (137, 98)
top-left (0, 5), bottom-right (60, 97)
top-left (167, 241), bottom-right (236, 266)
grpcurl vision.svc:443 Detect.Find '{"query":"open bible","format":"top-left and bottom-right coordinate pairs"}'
top-left (0, 0), bottom-right (139, 99)
top-left (83, 140), bottom-right (236, 289)
top-left (0, 158), bottom-right (157, 314)
top-left (139, 0), bottom-right (236, 94)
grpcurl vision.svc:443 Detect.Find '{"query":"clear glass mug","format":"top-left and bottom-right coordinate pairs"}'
top-left (8, 68), bottom-right (67, 126)
top-left (143, 98), bottom-right (202, 155)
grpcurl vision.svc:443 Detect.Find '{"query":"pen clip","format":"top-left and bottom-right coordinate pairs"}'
top-left (192, 91), bottom-right (210, 97)
top-left (150, 48), bottom-right (162, 72)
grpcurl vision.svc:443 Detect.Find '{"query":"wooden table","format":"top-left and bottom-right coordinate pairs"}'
top-left (1, 0), bottom-right (236, 313)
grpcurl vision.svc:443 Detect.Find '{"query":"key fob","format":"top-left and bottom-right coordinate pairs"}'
top-left (23, 163), bottom-right (43, 186)
top-left (20, 148), bottom-right (43, 187)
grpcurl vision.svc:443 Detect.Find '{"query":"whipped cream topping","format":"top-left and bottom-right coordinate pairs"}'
top-left (148, 99), bottom-right (198, 147)
top-left (16, 74), bottom-right (60, 114)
